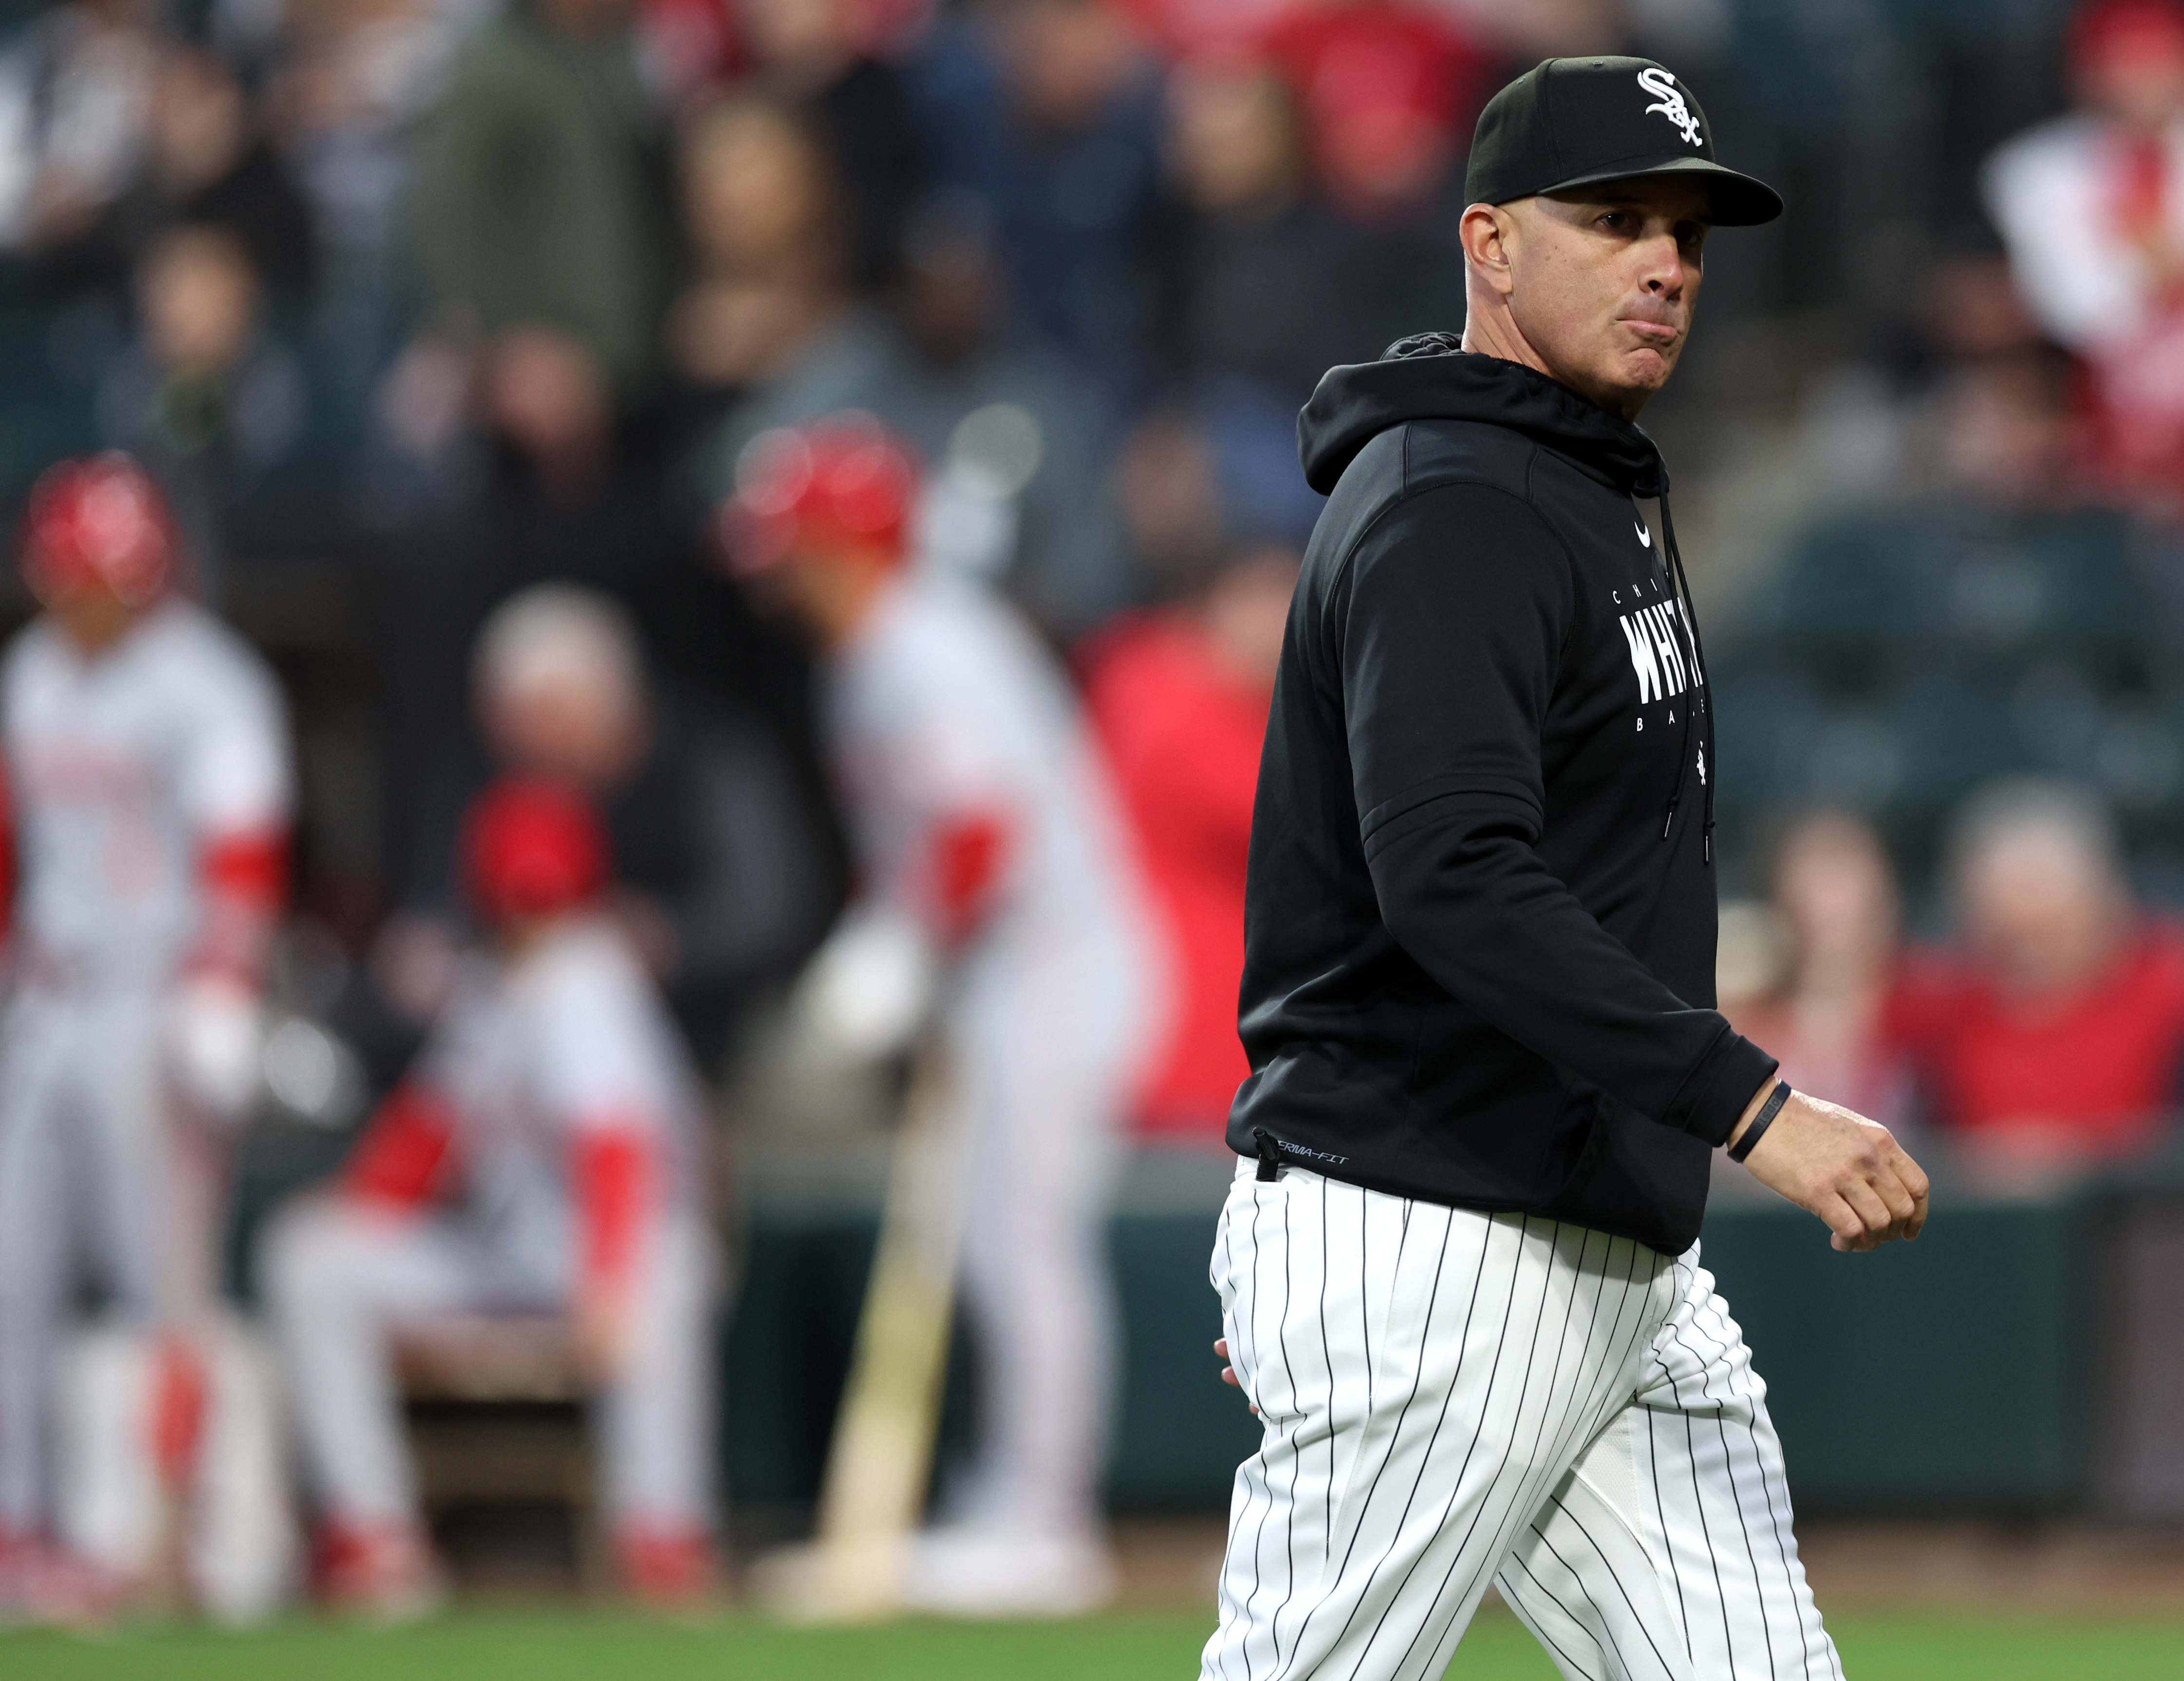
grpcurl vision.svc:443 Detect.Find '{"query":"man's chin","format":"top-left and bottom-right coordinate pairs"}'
top-left (1596, 348), bottom-right (1679, 412)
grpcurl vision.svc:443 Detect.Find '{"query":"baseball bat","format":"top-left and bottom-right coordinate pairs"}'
top-left (757, 1040), bottom-right (968, 1622)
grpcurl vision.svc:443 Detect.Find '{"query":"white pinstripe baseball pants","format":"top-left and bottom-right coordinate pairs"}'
top-left (1202, 1164), bottom-right (1841, 1681)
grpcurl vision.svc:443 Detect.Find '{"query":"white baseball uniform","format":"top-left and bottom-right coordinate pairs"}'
top-left (1983, 113), bottom-right (2184, 356)
top-left (1202, 1164), bottom-right (1841, 1681)
top-left (823, 575), bottom-right (1153, 1547)
top-left (1983, 114), bottom-right (2184, 471)
top-left (260, 914), bottom-right (718, 1535)
top-left (0, 597), bottom-right (292, 1552)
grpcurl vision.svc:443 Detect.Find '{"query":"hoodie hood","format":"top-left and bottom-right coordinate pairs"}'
top-left (1297, 334), bottom-right (1668, 500)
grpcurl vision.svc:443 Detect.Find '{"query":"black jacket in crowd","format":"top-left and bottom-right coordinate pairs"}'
top-left (1228, 340), bottom-right (1778, 1254)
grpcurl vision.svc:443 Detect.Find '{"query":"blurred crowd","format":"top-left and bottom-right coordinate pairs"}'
top-left (3, 0), bottom-right (2184, 1629)
top-left (1707, 0), bottom-right (2184, 1194)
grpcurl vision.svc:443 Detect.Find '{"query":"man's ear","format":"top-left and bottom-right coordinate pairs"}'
top-left (1458, 203), bottom-right (1517, 299)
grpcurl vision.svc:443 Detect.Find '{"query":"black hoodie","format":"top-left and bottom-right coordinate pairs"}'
top-left (1228, 340), bottom-right (1777, 1254)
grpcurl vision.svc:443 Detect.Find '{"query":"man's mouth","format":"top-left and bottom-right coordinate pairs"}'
top-left (1620, 318), bottom-right (1681, 345)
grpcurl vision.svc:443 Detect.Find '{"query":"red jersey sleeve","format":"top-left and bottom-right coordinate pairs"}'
top-left (929, 808), bottom-right (1015, 947)
top-left (341, 1080), bottom-right (463, 1209)
top-left (189, 827), bottom-right (290, 984)
top-left (570, 1124), bottom-right (655, 1290)
top-left (0, 765), bottom-right (13, 949)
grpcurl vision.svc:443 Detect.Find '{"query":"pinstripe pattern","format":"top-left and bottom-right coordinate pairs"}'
top-left (1203, 1166), bottom-right (1842, 1681)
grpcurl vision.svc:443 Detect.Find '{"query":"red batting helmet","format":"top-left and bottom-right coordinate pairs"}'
top-left (2072, 0), bottom-right (2184, 73)
top-left (720, 411), bottom-right (919, 576)
top-left (461, 776), bottom-right (611, 928)
top-left (20, 453), bottom-right (177, 607)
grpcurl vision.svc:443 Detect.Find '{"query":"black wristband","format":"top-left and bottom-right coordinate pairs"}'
top-left (1727, 1081), bottom-right (1792, 1164)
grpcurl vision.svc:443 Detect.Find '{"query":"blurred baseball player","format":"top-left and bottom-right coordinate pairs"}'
top-left (259, 777), bottom-right (720, 1616)
top-left (725, 414), bottom-right (1153, 1616)
top-left (0, 453), bottom-right (296, 1621)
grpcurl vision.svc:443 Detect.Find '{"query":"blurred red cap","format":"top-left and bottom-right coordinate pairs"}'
top-left (20, 452), bottom-right (176, 607)
top-left (2072, 0), bottom-right (2184, 73)
top-left (720, 411), bottom-right (919, 576)
top-left (462, 776), bottom-right (611, 928)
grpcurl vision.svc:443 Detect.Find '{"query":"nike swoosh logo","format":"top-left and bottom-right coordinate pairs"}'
top-left (1634, 522), bottom-right (1653, 548)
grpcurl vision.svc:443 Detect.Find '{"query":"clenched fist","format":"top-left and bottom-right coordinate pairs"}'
top-left (1732, 1083), bottom-right (1929, 1253)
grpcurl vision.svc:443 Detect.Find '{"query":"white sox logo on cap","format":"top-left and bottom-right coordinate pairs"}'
top-left (1637, 65), bottom-right (1701, 147)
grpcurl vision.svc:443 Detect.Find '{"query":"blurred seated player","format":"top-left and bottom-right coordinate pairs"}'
top-left (1723, 811), bottom-right (1916, 1132)
top-left (725, 414), bottom-right (1151, 1616)
top-left (1082, 540), bottom-right (1296, 1140)
top-left (1894, 778), bottom-right (2184, 1179)
top-left (377, 584), bottom-right (830, 1066)
top-left (0, 453), bottom-right (296, 1620)
top-left (261, 779), bottom-right (720, 1615)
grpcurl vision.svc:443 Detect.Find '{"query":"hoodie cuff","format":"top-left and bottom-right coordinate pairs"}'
top-left (1674, 1030), bottom-right (1780, 1149)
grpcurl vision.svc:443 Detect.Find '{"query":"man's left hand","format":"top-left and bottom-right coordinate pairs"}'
top-left (1213, 1337), bottom-right (1258, 1416)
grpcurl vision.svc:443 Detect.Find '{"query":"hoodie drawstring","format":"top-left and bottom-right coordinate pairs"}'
top-left (1655, 490), bottom-right (1715, 866)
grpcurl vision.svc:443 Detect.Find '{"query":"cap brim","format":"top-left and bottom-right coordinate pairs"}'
top-left (1534, 157), bottom-right (1784, 227)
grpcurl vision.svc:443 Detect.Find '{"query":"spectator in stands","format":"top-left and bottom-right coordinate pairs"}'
top-left (910, 0), bottom-right (1166, 405)
top-left (1158, 55), bottom-right (1460, 411)
top-left (0, 0), bottom-right (159, 274)
top-left (263, 778), bottom-right (723, 1616)
top-left (0, 36), bottom-right (316, 301)
top-left (1258, 0), bottom-right (1491, 226)
top-left (728, 190), bottom-right (1134, 636)
top-left (98, 223), bottom-right (307, 602)
top-left (130, 48), bottom-right (318, 298)
top-left (1926, 345), bottom-right (2080, 508)
top-left (1110, 405), bottom-right (1224, 587)
top-left (735, 0), bottom-right (927, 294)
top-left (1083, 537), bottom-right (1295, 1141)
top-left (1899, 255), bottom-right (2083, 508)
top-left (1895, 779), bottom-right (2184, 1176)
top-left (276, 0), bottom-right (493, 432)
top-left (377, 584), bottom-right (832, 1065)
top-left (1106, 0), bottom-right (1276, 61)
top-left (668, 94), bottom-right (850, 414)
top-left (274, 0), bottom-right (488, 265)
top-left (1724, 811), bottom-right (1915, 1132)
top-left (478, 328), bottom-right (619, 502)
top-left (1984, 0), bottom-right (2184, 508)
top-left (407, 0), bottom-right (673, 396)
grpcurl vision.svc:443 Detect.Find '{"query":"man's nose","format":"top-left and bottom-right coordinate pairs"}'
top-left (1641, 235), bottom-right (1686, 296)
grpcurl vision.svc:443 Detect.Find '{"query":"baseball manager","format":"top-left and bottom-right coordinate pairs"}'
top-left (1201, 57), bottom-right (1928, 1681)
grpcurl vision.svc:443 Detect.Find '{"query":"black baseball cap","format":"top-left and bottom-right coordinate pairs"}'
top-left (1464, 57), bottom-right (1782, 227)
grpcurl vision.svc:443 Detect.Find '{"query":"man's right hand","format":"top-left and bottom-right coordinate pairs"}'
top-left (1731, 1084), bottom-right (1930, 1252)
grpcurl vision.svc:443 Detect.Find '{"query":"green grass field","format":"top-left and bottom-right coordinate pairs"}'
top-left (3, 1605), bottom-right (2182, 1680)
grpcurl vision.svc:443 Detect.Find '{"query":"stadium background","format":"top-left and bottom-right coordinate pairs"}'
top-left (6, 0), bottom-right (2184, 1672)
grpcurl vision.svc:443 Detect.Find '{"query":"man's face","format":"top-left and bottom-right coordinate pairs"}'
top-left (48, 576), bottom-right (145, 655)
top-left (1960, 823), bottom-right (2122, 997)
top-left (745, 540), bottom-right (892, 650)
top-left (1484, 178), bottom-right (1712, 417)
top-left (483, 670), bottom-right (644, 792)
